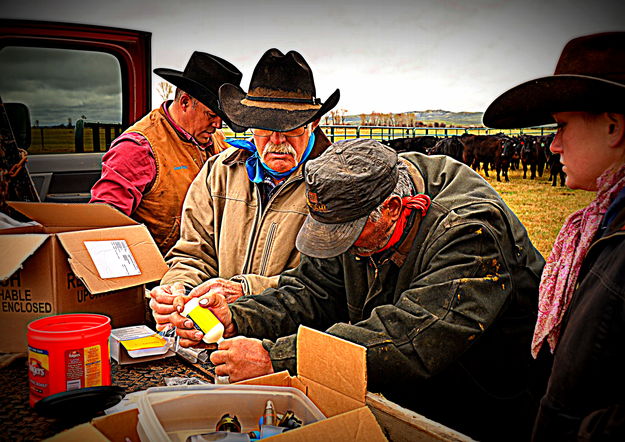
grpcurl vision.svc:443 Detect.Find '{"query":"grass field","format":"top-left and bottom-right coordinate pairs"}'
top-left (479, 168), bottom-right (594, 258)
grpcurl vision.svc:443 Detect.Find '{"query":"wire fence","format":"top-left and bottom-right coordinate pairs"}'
top-left (224, 125), bottom-right (556, 143)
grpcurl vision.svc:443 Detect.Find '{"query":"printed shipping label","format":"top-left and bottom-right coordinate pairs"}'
top-left (84, 240), bottom-right (141, 279)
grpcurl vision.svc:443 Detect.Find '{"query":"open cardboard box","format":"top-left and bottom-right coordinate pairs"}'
top-left (0, 202), bottom-right (168, 353)
top-left (47, 327), bottom-right (470, 441)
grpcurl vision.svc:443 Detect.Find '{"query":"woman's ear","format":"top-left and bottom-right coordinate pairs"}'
top-left (605, 113), bottom-right (625, 148)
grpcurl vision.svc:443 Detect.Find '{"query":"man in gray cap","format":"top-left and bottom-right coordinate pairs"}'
top-left (172, 139), bottom-right (548, 441)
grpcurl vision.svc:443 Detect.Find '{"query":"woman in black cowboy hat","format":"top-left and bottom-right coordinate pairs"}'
top-left (484, 32), bottom-right (625, 441)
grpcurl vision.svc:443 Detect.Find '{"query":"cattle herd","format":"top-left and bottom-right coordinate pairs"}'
top-left (382, 133), bottom-right (565, 186)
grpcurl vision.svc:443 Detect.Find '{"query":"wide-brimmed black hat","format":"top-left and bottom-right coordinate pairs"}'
top-left (154, 51), bottom-right (242, 124)
top-left (483, 32), bottom-right (625, 128)
top-left (295, 139), bottom-right (399, 259)
top-left (219, 48), bottom-right (340, 133)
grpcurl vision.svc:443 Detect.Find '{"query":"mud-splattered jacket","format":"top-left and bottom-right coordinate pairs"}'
top-left (230, 152), bottom-right (547, 440)
top-left (161, 128), bottom-right (331, 295)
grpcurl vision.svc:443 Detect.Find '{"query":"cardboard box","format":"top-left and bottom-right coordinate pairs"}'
top-left (47, 327), bottom-right (471, 441)
top-left (0, 202), bottom-right (168, 353)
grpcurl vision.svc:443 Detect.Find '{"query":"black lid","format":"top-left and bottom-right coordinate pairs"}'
top-left (34, 386), bottom-right (126, 421)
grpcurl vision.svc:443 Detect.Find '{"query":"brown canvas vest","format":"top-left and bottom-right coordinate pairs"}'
top-left (127, 107), bottom-right (227, 255)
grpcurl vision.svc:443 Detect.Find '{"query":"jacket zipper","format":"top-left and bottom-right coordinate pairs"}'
top-left (363, 257), bottom-right (385, 310)
top-left (259, 222), bottom-right (278, 275)
top-left (241, 185), bottom-right (263, 274)
top-left (241, 175), bottom-right (302, 274)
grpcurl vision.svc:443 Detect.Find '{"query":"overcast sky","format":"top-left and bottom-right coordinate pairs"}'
top-left (2, 0), bottom-right (624, 115)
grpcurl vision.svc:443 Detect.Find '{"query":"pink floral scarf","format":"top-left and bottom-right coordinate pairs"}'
top-left (531, 163), bottom-right (625, 358)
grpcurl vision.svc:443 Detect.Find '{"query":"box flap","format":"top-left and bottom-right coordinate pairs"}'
top-left (8, 202), bottom-right (137, 228)
top-left (0, 234), bottom-right (48, 281)
top-left (0, 211), bottom-right (44, 234)
top-left (56, 225), bottom-right (167, 294)
top-left (270, 406), bottom-right (388, 442)
top-left (92, 408), bottom-right (140, 442)
top-left (45, 422), bottom-right (111, 441)
top-left (297, 326), bottom-right (367, 404)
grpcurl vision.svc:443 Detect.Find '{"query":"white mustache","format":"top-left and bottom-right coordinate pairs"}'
top-left (262, 142), bottom-right (299, 162)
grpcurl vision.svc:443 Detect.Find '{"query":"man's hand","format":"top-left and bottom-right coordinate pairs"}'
top-left (210, 337), bottom-right (274, 382)
top-left (189, 278), bottom-right (245, 303)
top-left (171, 292), bottom-right (237, 347)
top-left (149, 282), bottom-right (186, 331)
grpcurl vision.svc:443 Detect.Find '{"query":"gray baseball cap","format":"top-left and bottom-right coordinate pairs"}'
top-left (296, 139), bottom-right (399, 258)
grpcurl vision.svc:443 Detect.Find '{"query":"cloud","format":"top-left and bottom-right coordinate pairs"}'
top-left (0, 46), bottom-right (122, 125)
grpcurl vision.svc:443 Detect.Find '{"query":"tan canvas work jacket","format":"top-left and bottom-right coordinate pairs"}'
top-left (161, 128), bottom-right (331, 294)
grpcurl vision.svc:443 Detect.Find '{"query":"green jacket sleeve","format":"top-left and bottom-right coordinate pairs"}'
top-left (232, 218), bottom-right (524, 388)
top-left (328, 221), bottom-right (518, 390)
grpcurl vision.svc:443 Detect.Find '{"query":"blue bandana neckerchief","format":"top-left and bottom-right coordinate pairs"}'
top-left (226, 132), bottom-right (316, 183)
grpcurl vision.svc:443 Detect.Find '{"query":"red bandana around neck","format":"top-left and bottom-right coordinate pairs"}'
top-left (376, 194), bottom-right (431, 254)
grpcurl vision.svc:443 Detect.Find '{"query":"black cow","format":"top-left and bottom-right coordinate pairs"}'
top-left (508, 136), bottom-right (522, 170)
top-left (428, 136), bottom-right (464, 162)
top-left (547, 152), bottom-right (565, 187)
top-left (494, 134), bottom-right (515, 182)
top-left (382, 136), bottom-right (439, 154)
top-left (458, 134), bottom-right (510, 182)
top-left (520, 135), bottom-right (538, 179)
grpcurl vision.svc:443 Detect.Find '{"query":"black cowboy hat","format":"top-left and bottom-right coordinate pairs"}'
top-left (154, 51), bottom-right (242, 124)
top-left (483, 32), bottom-right (625, 129)
top-left (219, 48), bottom-right (340, 133)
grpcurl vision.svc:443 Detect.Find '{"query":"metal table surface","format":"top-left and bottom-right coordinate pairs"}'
top-left (0, 355), bottom-right (214, 441)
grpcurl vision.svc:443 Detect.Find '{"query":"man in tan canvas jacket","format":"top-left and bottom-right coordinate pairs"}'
top-left (149, 48), bottom-right (339, 330)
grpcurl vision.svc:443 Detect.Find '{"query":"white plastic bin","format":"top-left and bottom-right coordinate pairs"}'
top-left (136, 384), bottom-right (326, 442)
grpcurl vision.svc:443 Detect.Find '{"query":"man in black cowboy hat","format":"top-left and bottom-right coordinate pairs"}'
top-left (485, 32), bottom-right (625, 441)
top-left (90, 51), bottom-right (242, 256)
top-left (171, 138), bottom-right (548, 441)
top-left (148, 49), bottom-right (339, 332)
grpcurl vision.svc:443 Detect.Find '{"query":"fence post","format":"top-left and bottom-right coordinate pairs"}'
top-left (104, 124), bottom-right (112, 149)
top-left (74, 119), bottom-right (84, 153)
top-left (356, 126), bottom-right (360, 138)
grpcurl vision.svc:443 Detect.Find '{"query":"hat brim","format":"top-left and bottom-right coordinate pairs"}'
top-left (483, 75), bottom-right (625, 129)
top-left (295, 213), bottom-right (368, 259)
top-left (154, 68), bottom-right (242, 130)
top-left (219, 83), bottom-right (340, 133)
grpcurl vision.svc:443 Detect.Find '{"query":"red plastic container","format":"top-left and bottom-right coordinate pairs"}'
top-left (27, 314), bottom-right (112, 407)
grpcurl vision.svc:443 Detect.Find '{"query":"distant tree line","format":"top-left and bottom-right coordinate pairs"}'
top-left (324, 110), bottom-right (448, 127)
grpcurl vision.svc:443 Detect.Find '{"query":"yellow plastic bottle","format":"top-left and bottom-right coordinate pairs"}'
top-left (181, 298), bottom-right (224, 344)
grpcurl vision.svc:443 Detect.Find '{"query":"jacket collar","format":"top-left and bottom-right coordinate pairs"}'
top-left (389, 158), bottom-right (427, 267)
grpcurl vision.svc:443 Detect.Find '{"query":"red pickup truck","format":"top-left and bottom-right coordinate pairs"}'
top-left (0, 19), bottom-right (152, 203)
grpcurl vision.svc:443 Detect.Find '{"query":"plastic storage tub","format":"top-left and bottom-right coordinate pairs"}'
top-left (136, 384), bottom-right (326, 442)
